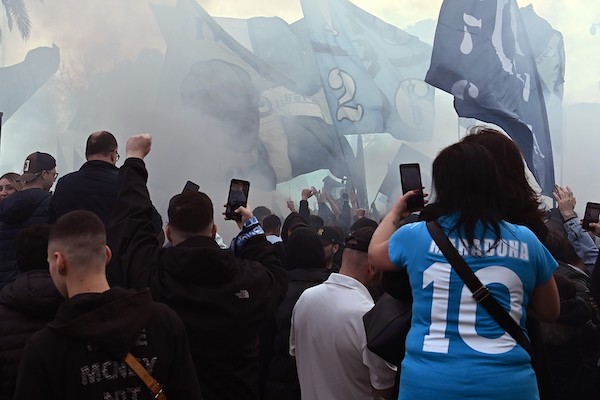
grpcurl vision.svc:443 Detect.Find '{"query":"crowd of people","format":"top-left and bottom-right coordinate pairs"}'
top-left (0, 127), bottom-right (598, 399)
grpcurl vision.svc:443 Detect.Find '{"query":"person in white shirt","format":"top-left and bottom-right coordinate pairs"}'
top-left (290, 226), bottom-right (397, 400)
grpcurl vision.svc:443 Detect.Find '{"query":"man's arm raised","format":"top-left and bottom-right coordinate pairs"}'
top-left (106, 133), bottom-right (159, 288)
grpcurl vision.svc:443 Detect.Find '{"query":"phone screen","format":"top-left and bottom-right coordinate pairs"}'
top-left (400, 163), bottom-right (424, 212)
top-left (582, 202), bottom-right (600, 230)
top-left (225, 179), bottom-right (250, 220)
top-left (182, 180), bottom-right (200, 193)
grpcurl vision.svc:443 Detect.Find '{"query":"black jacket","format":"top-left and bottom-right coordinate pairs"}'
top-left (0, 188), bottom-right (51, 288)
top-left (264, 268), bottom-right (330, 400)
top-left (50, 160), bottom-right (120, 227)
top-left (107, 158), bottom-right (288, 400)
top-left (14, 287), bottom-right (202, 400)
top-left (0, 270), bottom-right (63, 400)
top-left (49, 160), bottom-right (163, 234)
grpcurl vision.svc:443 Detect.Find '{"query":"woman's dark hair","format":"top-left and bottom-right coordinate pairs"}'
top-left (461, 126), bottom-right (548, 240)
top-left (432, 141), bottom-right (503, 247)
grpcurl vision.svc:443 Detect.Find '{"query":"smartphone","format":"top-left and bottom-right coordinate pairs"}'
top-left (582, 202), bottom-right (600, 230)
top-left (399, 163), bottom-right (424, 212)
top-left (182, 180), bottom-right (200, 193)
top-left (225, 179), bottom-right (250, 221)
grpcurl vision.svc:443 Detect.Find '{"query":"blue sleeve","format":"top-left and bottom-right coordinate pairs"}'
top-left (563, 217), bottom-right (599, 272)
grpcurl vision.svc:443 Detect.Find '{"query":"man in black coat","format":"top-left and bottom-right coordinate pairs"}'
top-left (50, 131), bottom-right (120, 227)
top-left (14, 211), bottom-right (202, 400)
top-left (107, 134), bottom-right (288, 400)
top-left (49, 131), bottom-right (163, 237)
top-left (0, 151), bottom-right (56, 288)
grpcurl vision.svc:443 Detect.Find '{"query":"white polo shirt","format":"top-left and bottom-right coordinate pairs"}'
top-left (290, 273), bottom-right (397, 400)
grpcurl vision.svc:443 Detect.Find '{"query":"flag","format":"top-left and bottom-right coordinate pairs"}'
top-left (377, 144), bottom-right (432, 198)
top-left (300, 0), bottom-right (435, 141)
top-left (520, 4), bottom-right (565, 153)
top-left (216, 16), bottom-right (323, 96)
top-left (0, 45), bottom-right (60, 125)
top-left (215, 16), bottom-right (358, 185)
top-left (426, 0), bottom-right (555, 195)
top-left (152, 0), bottom-right (293, 109)
top-left (259, 84), bottom-right (355, 184)
top-left (152, 0), bottom-right (355, 190)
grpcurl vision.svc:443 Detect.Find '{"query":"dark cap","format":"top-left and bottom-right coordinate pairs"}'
top-left (343, 226), bottom-right (375, 253)
top-left (317, 226), bottom-right (342, 245)
top-left (349, 217), bottom-right (378, 231)
top-left (21, 152), bottom-right (56, 183)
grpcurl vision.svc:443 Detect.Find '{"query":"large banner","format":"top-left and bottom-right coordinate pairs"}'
top-left (426, 0), bottom-right (555, 195)
top-left (151, 0), bottom-right (356, 189)
top-left (301, 0), bottom-right (435, 141)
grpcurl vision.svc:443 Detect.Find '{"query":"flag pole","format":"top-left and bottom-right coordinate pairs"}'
top-left (0, 112), bottom-right (3, 163)
top-left (355, 134), bottom-right (368, 209)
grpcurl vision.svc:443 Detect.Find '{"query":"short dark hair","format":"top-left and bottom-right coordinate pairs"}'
top-left (308, 215), bottom-right (325, 231)
top-left (49, 211), bottom-right (106, 265)
top-left (253, 206), bottom-right (272, 223)
top-left (85, 131), bottom-right (118, 158)
top-left (262, 214), bottom-right (281, 232)
top-left (168, 191), bottom-right (213, 234)
top-left (16, 224), bottom-right (51, 273)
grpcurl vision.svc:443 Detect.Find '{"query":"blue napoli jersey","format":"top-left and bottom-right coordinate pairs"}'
top-left (388, 214), bottom-right (556, 400)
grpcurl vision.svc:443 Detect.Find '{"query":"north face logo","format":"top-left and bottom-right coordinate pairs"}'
top-left (235, 290), bottom-right (250, 299)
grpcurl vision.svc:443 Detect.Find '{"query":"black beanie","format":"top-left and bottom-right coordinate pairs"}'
top-left (284, 227), bottom-right (325, 270)
top-left (281, 212), bottom-right (308, 242)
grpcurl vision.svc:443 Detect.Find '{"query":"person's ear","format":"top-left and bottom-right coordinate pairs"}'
top-left (105, 245), bottom-right (112, 265)
top-left (55, 252), bottom-right (67, 275)
top-left (211, 223), bottom-right (217, 240)
top-left (165, 224), bottom-right (172, 242)
top-left (367, 263), bottom-right (376, 277)
top-left (333, 244), bottom-right (340, 254)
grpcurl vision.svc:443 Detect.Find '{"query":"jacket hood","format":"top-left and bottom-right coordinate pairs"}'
top-left (163, 236), bottom-right (238, 284)
top-left (281, 212), bottom-right (307, 242)
top-left (48, 287), bottom-right (153, 359)
top-left (0, 188), bottom-right (51, 224)
top-left (284, 227), bottom-right (325, 270)
top-left (0, 270), bottom-right (63, 317)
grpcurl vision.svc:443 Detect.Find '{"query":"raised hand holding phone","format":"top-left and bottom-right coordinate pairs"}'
top-left (399, 163), bottom-right (424, 212)
top-left (224, 179), bottom-right (250, 221)
top-left (582, 202), bottom-right (600, 231)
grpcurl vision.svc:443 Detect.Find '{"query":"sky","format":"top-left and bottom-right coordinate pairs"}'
top-left (1, 0), bottom-right (600, 239)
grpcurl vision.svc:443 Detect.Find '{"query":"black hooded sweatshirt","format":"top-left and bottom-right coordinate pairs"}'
top-left (106, 158), bottom-right (287, 400)
top-left (13, 287), bottom-right (203, 400)
top-left (0, 270), bottom-right (63, 400)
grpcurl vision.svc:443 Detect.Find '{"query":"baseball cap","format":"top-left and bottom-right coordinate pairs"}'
top-left (343, 226), bottom-right (375, 253)
top-left (317, 226), bottom-right (342, 245)
top-left (21, 152), bottom-right (56, 183)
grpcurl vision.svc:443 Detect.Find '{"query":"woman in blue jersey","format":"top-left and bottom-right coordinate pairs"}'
top-left (369, 141), bottom-right (560, 400)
